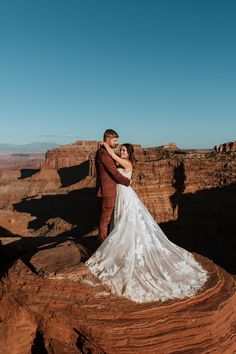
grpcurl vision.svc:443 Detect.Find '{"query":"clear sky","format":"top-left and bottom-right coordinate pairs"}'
top-left (0, 0), bottom-right (235, 148)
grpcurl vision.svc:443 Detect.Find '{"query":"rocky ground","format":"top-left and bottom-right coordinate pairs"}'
top-left (1, 243), bottom-right (236, 354)
top-left (0, 141), bottom-right (236, 353)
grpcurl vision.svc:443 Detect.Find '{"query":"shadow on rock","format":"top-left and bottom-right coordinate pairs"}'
top-left (162, 183), bottom-right (236, 274)
top-left (0, 187), bottom-right (101, 273)
top-left (170, 162), bottom-right (186, 212)
top-left (58, 160), bottom-right (90, 187)
top-left (18, 168), bottom-right (40, 179)
top-left (0, 232), bottom-right (101, 276)
top-left (13, 187), bottom-right (100, 237)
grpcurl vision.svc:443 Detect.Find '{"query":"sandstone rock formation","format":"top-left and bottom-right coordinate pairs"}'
top-left (156, 142), bottom-right (178, 150)
top-left (0, 153), bottom-right (45, 210)
top-left (1, 141), bottom-right (236, 272)
top-left (30, 240), bottom-right (83, 276)
top-left (0, 245), bottom-right (236, 353)
top-left (41, 140), bottom-right (98, 169)
top-left (1, 140), bottom-right (236, 353)
top-left (214, 141), bottom-right (236, 152)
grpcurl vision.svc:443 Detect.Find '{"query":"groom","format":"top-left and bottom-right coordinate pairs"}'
top-left (96, 129), bottom-right (130, 241)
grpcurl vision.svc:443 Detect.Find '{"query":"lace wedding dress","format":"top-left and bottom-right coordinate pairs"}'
top-left (85, 168), bottom-right (208, 303)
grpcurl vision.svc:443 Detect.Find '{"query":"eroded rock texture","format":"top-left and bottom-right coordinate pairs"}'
top-left (0, 248), bottom-right (236, 353)
top-left (215, 141), bottom-right (236, 152)
top-left (0, 141), bottom-right (236, 353)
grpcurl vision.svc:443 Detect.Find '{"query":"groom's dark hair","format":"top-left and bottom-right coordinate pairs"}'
top-left (103, 129), bottom-right (119, 140)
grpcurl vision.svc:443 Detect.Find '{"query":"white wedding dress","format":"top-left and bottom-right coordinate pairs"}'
top-left (85, 168), bottom-right (208, 303)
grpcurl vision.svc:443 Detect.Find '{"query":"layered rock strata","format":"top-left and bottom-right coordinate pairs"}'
top-left (0, 246), bottom-right (236, 353)
top-left (1, 141), bottom-right (236, 273)
top-left (1, 141), bottom-right (236, 353)
top-left (215, 141), bottom-right (236, 152)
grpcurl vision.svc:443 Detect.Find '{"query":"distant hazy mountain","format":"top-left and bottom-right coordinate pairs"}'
top-left (0, 142), bottom-right (60, 153)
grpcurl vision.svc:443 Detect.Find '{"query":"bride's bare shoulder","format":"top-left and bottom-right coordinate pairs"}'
top-left (118, 163), bottom-right (132, 173)
top-left (126, 160), bottom-right (133, 171)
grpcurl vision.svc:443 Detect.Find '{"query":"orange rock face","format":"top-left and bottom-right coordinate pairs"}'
top-left (0, 249), bottom-right (236, 353)
top-left (0, 153), bottom-right (44, 207)
top-left (1, 141), bottom-right (236, 353)
top-left (41, 140), bottom-right (98, 170)
top-left (1, 142), bottom-right (236, 270)
top-left (215, 141), bottom-right (236, 152)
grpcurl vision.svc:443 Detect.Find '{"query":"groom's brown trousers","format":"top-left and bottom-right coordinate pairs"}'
top-left (95, 146), bottom-right (130, 241)
top-left (99, 196), bottom-right (116, 240)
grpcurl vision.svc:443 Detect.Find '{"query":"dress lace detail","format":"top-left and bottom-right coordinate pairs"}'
top-left (85, 168), bottom-right (208, 303)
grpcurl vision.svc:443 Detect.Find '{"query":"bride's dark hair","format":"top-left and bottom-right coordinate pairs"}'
top-left (122, 143), bottom-right (135, 166)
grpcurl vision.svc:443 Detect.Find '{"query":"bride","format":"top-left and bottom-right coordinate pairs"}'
top-left (85, 142), bottom-right (208, 303)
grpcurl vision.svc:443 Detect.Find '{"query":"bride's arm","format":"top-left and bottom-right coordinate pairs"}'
top-left (101, 142), bottom-right (131, 169)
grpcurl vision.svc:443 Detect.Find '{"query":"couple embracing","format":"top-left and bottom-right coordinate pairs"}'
top-left (85, 129), bottom-right (208, 303)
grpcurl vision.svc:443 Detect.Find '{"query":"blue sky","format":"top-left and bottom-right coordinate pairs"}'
top-left (0, 0), bottom-right (235, 148)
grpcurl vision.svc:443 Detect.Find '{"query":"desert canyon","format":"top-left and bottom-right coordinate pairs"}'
top-left (0, 141), bottom-right (236, 353)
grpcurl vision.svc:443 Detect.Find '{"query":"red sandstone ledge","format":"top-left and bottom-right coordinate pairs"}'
top-left (0, 247), bottom-right (236, 353)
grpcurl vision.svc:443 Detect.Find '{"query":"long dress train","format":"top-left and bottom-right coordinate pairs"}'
top-left (85, 168), bottom-right (208, 303)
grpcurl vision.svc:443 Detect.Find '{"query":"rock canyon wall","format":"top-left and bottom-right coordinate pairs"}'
top-left (0, 141), bottom-right (236, 353)
top-left (1, 141), bottom-right (236, 272)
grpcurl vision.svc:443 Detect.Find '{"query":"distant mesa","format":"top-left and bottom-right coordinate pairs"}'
top-left (157, 142), bottom-right (178, 150)
top-left (214, 141), bottom-right (236, 153)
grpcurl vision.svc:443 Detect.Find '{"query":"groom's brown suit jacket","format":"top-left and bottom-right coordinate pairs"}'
top-left (95, 146), bottom-right (130, 197)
